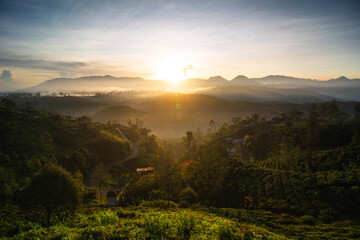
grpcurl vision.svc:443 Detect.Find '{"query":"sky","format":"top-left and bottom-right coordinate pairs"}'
top-left (0, 0), bottom-right (360, 85)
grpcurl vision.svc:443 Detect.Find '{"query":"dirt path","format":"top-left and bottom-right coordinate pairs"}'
top-left (103, 128), bottom-right (144, 170)
top-left (84, 128), bottom-right (144, 186)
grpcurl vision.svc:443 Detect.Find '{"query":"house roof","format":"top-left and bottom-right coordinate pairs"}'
top-left (136, 167), bottom-right (155, 172)
top-left (181, 160), bottom-right (194, 166)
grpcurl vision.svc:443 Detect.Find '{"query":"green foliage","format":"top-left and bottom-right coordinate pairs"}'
top-left (140, 200), bottom-right (179, 209)
top-left (22, 164), bottom-right (81, 226)
top-left (93, 210), bottom-right (119, 225)
top-left (0, 102), bottom-right (133, 206)
top-left (300, 215), bottom-right (318, 226)
top-left (3, 206), bottom-right (360, 239)
top-left (121, 127), bottom-right (140, 142)
top-left (179, 186), bottom-right (198, 205)
top-left (175, 213), bottom-right (197, 239)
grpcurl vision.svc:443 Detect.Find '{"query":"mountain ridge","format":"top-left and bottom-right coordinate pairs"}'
top-left (21, 74), bottom-right (360, 94)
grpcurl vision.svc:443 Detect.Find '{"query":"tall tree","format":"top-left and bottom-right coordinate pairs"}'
top-left (23, 164), bottom-right (81, 226)
top-left (183, 131), bottom-right (195, 160)
top-left (91, 163), bottom-right (112, 206)
top-left (305, 104), bottom-right (319, 171)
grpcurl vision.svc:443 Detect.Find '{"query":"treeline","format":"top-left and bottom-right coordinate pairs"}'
top-left (121, 101), bottom-right (360, 221)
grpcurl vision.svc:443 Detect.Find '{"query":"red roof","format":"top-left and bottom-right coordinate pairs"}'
top-left (181, 160), bottom-right (194, 166)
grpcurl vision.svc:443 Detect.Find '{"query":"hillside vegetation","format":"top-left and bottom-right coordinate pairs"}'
top-left (1, 99), bottom-right (360, 239)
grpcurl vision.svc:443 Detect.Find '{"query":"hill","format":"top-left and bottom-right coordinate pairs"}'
top-left (24, 75), bottom-right (164, 92)
top-left (198, 85), bottom-right (334, 103)
top-left (0, 101), bottom-right (132, 203)
top-left (229, 75), bottom-right (262, 86)
top-left (93, 105), bottom-right (144, 122)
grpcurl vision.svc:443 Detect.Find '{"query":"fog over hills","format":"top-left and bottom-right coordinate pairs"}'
top-left (19, 74), bottom-right (360, 102)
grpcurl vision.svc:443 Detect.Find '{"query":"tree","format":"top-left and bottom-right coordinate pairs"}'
top-left (23, 164), bottom-right (81, 226)
top-left (318, 100), bottom-right (348, 121)
top-left (91, 163), bottom-right (112, 206)
top-left (62, 150), bottom-right (86, 173)
top-left (305, 104), bottom-right (319, 171)
top-left (159, 148), bottom-right (174, 209)
top-left (352, 103), bottom-right (360, 146)
top-left (183, 131), bottom-right (195, 160)
top-left (194, 141), bottom-right (227, 208)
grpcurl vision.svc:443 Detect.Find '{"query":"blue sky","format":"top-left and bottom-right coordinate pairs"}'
top-left (0, 0), bottom-right (359, 83)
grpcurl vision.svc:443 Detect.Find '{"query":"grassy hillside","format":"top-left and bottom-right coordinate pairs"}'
top-left (2, 204), bottom-right (359, 239)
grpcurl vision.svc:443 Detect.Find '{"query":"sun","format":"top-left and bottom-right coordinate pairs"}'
top-left (155, 59), bottom-right (190, 84)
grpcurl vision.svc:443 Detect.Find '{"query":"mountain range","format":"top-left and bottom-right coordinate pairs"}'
top-left (22, 74), bottom-right (360, 91)
top-left (18, 74), bottom-right (360, 102)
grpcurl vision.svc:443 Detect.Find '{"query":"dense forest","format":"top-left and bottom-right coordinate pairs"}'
top-left (1, 98), bottom-right (360, 239)
top-left (121, 101), bottom-right (360, 219)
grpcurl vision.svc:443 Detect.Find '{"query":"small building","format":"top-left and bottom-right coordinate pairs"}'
top-left (181, 160), bottom-right (194, 167)
top-left (106, 190), bottom-right (121, 206)
top-left (136, 167), bottom-right (155, 175)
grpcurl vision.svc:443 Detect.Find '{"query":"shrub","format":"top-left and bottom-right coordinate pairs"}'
top-left (143, 214), bottom-right (171, 239)
top-left (93, 210), bottom-right (119, 225)
top-left (175, 213), bottom-right (197, 240)
top-left (81, 226), bottom-right (107, 239)
top-left (179, 186), bottom-right (197, 205)
top-left (215, 220), bottom-right (238, 240)
top-left (243, 229), bottom-right (255, 240)
top-left (149, 190), bottom-right (167, 200)
top-left (300, 215), bottom-right (318, 226)
top-left (2, 221), bottom-right (41, 237)
top-left (140, 200), bottom-right (179, 209)
top-left (115, 208), bottom-right (137, 219)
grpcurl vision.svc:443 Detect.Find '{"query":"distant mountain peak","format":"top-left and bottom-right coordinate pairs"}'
top-left (335, 76), bottom-right (348, 80)
top-left (232, 75), bottom-right (249, 81)
top-left (230, 75), bottom-right (262, 86)
top-left (208, 76), bottom-right (228, 82)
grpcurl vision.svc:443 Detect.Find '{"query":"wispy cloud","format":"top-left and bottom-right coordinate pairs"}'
top-left (0, 0), bottom-right (359, 80)
top-left (0, 55), bottom-right (87, 72)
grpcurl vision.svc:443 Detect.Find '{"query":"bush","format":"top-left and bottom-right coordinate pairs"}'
top-left (2, 221), bottom-right (41, 237)
top-left (300, 215), bottom-right (318, 226)
top-left (179, 186), bottom-right (197, 205)
top-left (93, 210), bottom-right (119, 225)
top-left (140, 200), bottom-right (179, 209)
top-left (175, 213), bottom-right (197, 240)
top-left (143, 214), bottom-right (171, 239)
top-left (149, 190), bottom-right (167, 200)
top-left (215, 220), bottom-right (238, 240)
top-left (83, 187), bottom-right (97, 204)
top-left (115, 208), bottom-right (137, 219)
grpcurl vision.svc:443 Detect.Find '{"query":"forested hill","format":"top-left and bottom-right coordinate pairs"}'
top-left (1, 98), bottom-right (360, 239)
top-left (0, 99), bottom-right (134, 203)
top-left (120, 101), bottom-right (360, 222)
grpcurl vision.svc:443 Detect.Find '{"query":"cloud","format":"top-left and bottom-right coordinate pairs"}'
top-left (0, 70), bottom-right (13, 82)
top-left (0, 55), bottom-right (88, 72)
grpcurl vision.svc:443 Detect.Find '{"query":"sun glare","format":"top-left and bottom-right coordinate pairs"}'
top-left (155, 59), bottom-right (192, 84)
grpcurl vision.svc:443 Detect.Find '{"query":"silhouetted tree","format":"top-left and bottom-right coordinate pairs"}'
top-left (183, 131), bottom-right (195, 160)
top-left (23, 164), bottom-right (81, 226)
top-left (91, 163), bottom-right (112, 206)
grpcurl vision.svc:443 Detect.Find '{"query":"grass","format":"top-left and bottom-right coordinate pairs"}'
top-left (1, 205), bottom-right (359, 239)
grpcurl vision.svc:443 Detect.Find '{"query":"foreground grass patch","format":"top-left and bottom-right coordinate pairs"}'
top-left (1, 206), bottom-right (359, 239)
